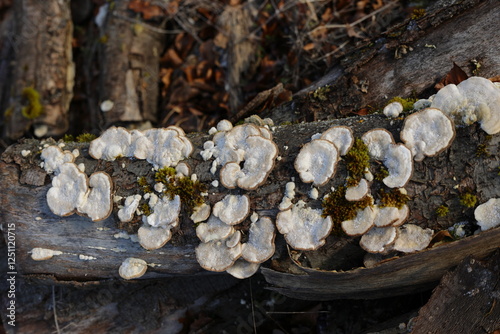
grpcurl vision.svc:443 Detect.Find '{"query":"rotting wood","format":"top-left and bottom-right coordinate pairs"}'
top-left (411, 251), bottom-right (500, 333)
top-left (97, 1), bottom-right (166, 126)
top-left (1, 112), bottom-right (499, 294)
top-left (1, 0), bottom-right (74, 140)
top-left (265, 0), bottom-right (500, 124)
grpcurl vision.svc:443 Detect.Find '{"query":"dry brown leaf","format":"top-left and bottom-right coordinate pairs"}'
top-left (435, 62), bottom-right (468, 90)
top-left (128, 0), bottom-right (165, 20)
top-left (489, 75), bottom-right (500, 82)
top-left (429, 230), bottom-right (454, 248)
top-left (303, 43), bottom-right (315, 51)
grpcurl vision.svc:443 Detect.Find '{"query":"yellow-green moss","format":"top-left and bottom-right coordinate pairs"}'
top-left (311, 85), bottom-right (331, 101)
top-left (154, 167), bottom-right (207, 214)
top-left (21, 87), bottom-right (43, 119)
top-left (475, 143), bottom-right (490, 158)
top-left (76, 133), bottom-right (97, 142)
top-left (4, 106), bottom-right (13, 118)
top-left (410, 8), bottom-right (426, 20)
top-left (459, 192), bottom-right (477, 208)
top-left (139, 202), bottom-right (151, 216)
top-left (387, 96), bottom-right (417, 112)
top-left (436, 205), bottom-right (449, 217)
top-left (62, 134), bottom-right (75, 142)
top-left (138, 176), bottom-right (152, 193)
top-left (374, 166), bottom-right (389, 181)
top-left (322, 186), bottom-right (373, 234)
top-left (378, 188), bottom-right (410, 209)
top-left (345, 138), bottom-right (370, 186)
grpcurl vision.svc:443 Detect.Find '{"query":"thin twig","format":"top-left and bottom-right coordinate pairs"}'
top-left (52, 285), bottom-right (61, 334)
top-left (266, 311), bottom-right (330, 314)
top-left (249, 278), bottom-right (257, 334)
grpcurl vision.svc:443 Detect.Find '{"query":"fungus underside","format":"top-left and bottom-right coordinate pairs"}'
top-left (345, 138), bottom-right (370, 187)
top-left (322, 186), bottom-right (373, 234)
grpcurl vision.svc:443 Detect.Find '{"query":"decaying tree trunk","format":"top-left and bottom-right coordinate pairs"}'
top-left (1, 111), bottom-right (499, 298)
top-left (1, 0), bottom-right (74, 139)
top-left (265, 0), bottom-right (500, 124)
top-left (97, 1), bottom-right (166, 127)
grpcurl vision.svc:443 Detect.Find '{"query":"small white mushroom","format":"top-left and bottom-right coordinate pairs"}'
top-left (119, 257), bottom-right (148, 280)
top-left (212, 195), bottom-right (250, 225)
top-left (241, 217), bottom-right (276, 263)
top-left (294, 139), bottom-right (339, 186)
top-left (382, 144), bottom-right (413, 188)
top-left (89, 126), bottom-right (131, 160)
top-left (341, 206), bottom-right (377, 236)
top-left (400, 108), bottom-right (455, 161)
top-left (145, 195), bottom-right (181, 228)
top-left (362, 129), bottom-right (395, 161)
top-left (143, 127), bottom-right (193, 168)
top-left (41, 145), bottom-right (75, 174)
top-left (195, 236), bottom-right (243, 272)
top-left (30, 248), bottom-right (63, 261)
top-left (359, 227), bottom-right (397, 253)
top-left (276, 201), bottom-right (333, 250)
top-left (345, 178), bottom-right (369, 201)
top-left (78, 172), bottom-right (113, 222)
top-left (196, 215), bottom-right (235, 243)
top-left (393, 224), bottom-right (433, 253)
top-left (190, 203), bottom-right (211, 223)
top-left (226, 259), bottom-right (260, 279)
top-left (320, 126), bottom-right (354, 155)
top-left (137, 225), bottom-right (172, 250)
top-left (47, 163), bottom-right (88, 217)
top-left (216, 119), bottom-right (233, 132)
top-left (383, 101), bottom-right (403, 118)
top-left (474, 198), bottom-right (500, 231)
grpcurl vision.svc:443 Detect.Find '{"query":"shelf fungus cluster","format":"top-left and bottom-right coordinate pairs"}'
top-left (34, 76), bottom-right (500, 280)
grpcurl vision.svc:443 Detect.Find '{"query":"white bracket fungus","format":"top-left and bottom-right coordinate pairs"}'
top-left (383, 101), bottom-right (403, 118)
top-left (341, 206), bottom-right (377, 236)
top-left (276, 200), bottom-right (333, 250)
top-left (241, 217), bottom-right (275, 263)
top-left (30, 248), bottom-right (63, 261)
top-left (41, 145), bottom-right (75, 174)
top-left (226, 259), bottom-right (260, 279)
top-left (78, 172), bottom-right (113, 222)
top-left (320, 126), bottom-right (354, 155)
top-left (144, 195), bottom-right (181, 228)
top-left (195, 233), bottom-right (243, 272)
top-left (294, 139), bottom-right (339, 186)
top-left (203, 123), bottom-right (278, 190)
top-left (362, 129), bottom-right (395, 161)
top-left (400, 108), bottom-right (455, 161)
top-left (345, 178), bottom-right (369, 201)
top-left (137, 225), bottom-right (172, 250)
top-left (431, 76), bottom-right (500, 134)
top-left (196, 215), bottom-right (235, 243)
top-left (47, 162), bottom-right (88, 217)
top-left (89, 126), bottom-right (131, 160)
top-left (382, 144), bottom-right (413, 188)
top-left (474, 198), bottom-right (500, 231)
top-left (393, 224), bottom-right (433, 253)
top-left (190, 203), bottom-right (211, 223)
top-left (359, 226), bottom-right (397, 253)
top-left (119, 257), bottom-right (148, 280)
top-left (373, 205), bottom-right (409, 228)
top-left (212, 194), bottom-right (250, 225)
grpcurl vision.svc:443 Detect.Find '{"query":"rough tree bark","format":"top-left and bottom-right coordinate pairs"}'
top-left (1, 0), bottom-right (74, 140)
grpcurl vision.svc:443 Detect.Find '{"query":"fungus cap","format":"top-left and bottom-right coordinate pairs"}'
top-left (382, 144), bottom-right (413, 188)
top-left (226, 259), bottom-right (260, 279)
top-left (241, 217), bottom-right (276, 263)
top-left (78, 172), bottom-right (113, 222)
top-left (360, 226), bottom-right (397, 253)
top-left (190, 203), bottom-right (211, 223)
top-left (400, 108), bottom-right (455, 161)
top-left (276, 201), bottom-right (333, 250)
top-left (145, 195), bottom-right (181, 228)
top-left (137, 225), bottom-right (172, 250)
top-left (393, 224), bottom-right (433, 253)
top-left (31, 248), bottom-right (63, 261)
top-left (47, 162), bottom-right (88, 217)
top-left (195, 235), bottom-right (243, 272)
top-left (41, 145), bottom-right (75, 174)
top-left (89, 126), bottom-right (131, 160)
top-left (383, 102), bottom-right (403, 118)
top-left (212, 195), bottom-right (250, 225)
top-left (341, 206), bottom-right (377, 236)
top-left (196, 215), bottom-right (235, 243)
top-left (294, 139), bottom-right (339, 186)
top-left (474, 198), bottom-right (500, 231)
top-left (345, 178), bottom-right (369, 201)
top-left (119, 257), bottom-right (148, 280)
top-left (143, 127), bottom-right (193, 168)
top-left (373, 206), bottom-right (400, 227)
top-left (320, 126), bottom-right (354, 155)
top-left (362, 129), bottom-right (395, 161)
